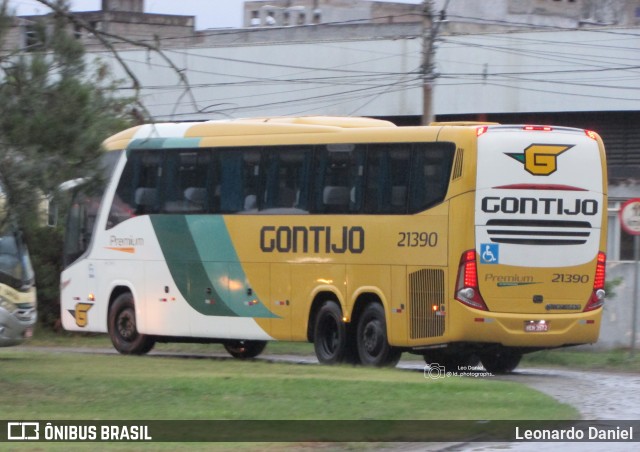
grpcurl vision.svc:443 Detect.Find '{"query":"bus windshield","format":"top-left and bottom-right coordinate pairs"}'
top-left (0, 183), bottom-right (38, 347)
top-left (62, 150), bottom-right (123, 267)
top-left (0, 225), bottom-right (34, 290)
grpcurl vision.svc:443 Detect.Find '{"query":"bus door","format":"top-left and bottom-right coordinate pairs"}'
top-left (474, 126), bottom-right (605, 315)
top-left (62, 188), bottom-right (102, 330)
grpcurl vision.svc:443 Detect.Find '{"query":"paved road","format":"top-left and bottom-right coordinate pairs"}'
top-left (397, 361), bottom-right (640, 451)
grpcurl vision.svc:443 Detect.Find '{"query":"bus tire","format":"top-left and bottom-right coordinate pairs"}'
top-left (480, 350), bottom-right (522, 374)
top-left (108, 292), bottom-right (155, 355)
top-left (356, 303), bottom-right (401, 367)
top-left (224, 340), bottom-right (267, 359)
top-left (423, 351), bottom-right (479, 372)
top-left (313, 300), bottom-right (348, 364)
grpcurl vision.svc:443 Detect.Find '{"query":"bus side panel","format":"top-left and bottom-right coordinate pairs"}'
top-left (267, 263), bottom-right (292, 340)
top-left (290, 263), bottom-right (347, 342)
top-left (143, 260), bottom-right (192, 337)
top-left (389, 265), bottom-right (409, 346)
top-left (61, 261), bottom-right (103, 333)
top-left (346, 264), bottom-right (392, 340)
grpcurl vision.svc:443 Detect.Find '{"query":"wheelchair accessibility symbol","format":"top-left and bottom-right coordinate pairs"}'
top-left (480, 244), bottom-right (499, 264)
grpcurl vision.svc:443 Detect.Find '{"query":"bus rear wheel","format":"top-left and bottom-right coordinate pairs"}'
top-left (423, 350), bottom-right (480, 372)
top-left (313, 301), bottom-right (348, 364)
top-left (480, 349), bottom-right (522, 374)
top-left (223, 340), bottom-right (267, 359)
top-left (108, 292), bottom-right (155, 355)
top-left (356, 303), bottom-right (401, 367)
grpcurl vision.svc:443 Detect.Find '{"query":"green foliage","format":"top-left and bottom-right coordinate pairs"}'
top-left (605, 277), bottom-right (623, 300)
top-left (0, 0), bottom-right (132, 326)
top-left (28, 225), bottom-right (64, 328)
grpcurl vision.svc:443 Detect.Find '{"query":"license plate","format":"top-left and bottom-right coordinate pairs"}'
top-left (524, 320), bottom-right (548, 332)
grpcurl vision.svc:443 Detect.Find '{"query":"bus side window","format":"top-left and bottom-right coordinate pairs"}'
top-left (316, 144), bottom-right (362, 214)
top-left (366, 145), bottom-right (410, 214)
top-left (264, 147), bottom-right (312, 212)
top-left (219, 152), bottom-right (243, 213)
top-left (218, 149), bottom-right (262, 213)
top-left (108, 150), bottom-right (162, 228)
top-left (162, 150), bottom-right (210, 214)
top-left (408, 143), bottom-right (456, 213)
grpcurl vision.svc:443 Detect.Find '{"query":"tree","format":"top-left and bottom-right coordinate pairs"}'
top-left (0, 0), bottom-right (131, 327)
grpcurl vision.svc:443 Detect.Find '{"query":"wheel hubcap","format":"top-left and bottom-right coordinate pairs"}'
top-left (117, 310), bottom-right (136, 340)
top-left (363, 321), bottom-right (383, 356)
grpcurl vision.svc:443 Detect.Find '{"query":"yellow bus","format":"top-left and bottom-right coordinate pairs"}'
top-left (59, 117), bottom-right (607, 373)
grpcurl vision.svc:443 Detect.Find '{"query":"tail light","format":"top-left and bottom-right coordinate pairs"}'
top-left (476, 126), bottom-right (488, 137)
top-left (584, 252), bottom-right (606, 312)
top-left (455, 250), bottom-right (488, 311)
top-left (523, 125), bottom-right (553, 132)
top-left (585, 130), bottom-right (599, 140)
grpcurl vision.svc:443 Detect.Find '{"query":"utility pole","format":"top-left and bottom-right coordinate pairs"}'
top-left (421, 0), bottom-right (435, 125)
top-left (421, 0), bottom-right (449, 125)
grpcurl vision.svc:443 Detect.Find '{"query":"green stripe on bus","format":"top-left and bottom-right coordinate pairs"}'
top-left (150, 215), bottom-right (277, 318)
top-left (127, 137), bottom-right (201, 150)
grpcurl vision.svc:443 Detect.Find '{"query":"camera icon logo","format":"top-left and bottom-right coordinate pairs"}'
top-left (424, 363), bottom-right (447, 380)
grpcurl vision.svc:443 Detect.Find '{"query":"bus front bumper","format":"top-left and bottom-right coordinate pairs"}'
top-left (0, 306), bottom-right (37, 347)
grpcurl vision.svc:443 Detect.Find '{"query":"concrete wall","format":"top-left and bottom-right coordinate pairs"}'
top-left (91, 26), bottom-right (640, 121)
top-left (598, 261), bottom-right (640, 350)
top-left (435, 29), bottom-right (640, 115)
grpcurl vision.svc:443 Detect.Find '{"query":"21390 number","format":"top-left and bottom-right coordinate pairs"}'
top-left (552, 273), bottom-right (590, 283)
top-left (397, 232), bottom-right (438, 248)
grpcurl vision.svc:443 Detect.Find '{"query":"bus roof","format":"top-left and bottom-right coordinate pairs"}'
top-left (102, 116), bottom-right (598, 153)
top-left (103, 116), bottom-right (397, 151)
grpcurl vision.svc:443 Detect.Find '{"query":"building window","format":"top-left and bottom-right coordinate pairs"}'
top-left (265, 11), bottom-right (276, 26)
top-left (250, 11), bottom-right (260, 27)
top-left (23, 23), bottom-right (44, 51)
top-left (73, 23), bottom-right (83, 40)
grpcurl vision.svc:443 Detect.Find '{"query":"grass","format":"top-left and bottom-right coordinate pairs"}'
top-left (522, 347), bottom-right (640, 372)
top-left (1, 329), bottom-right (587, 449)
top-left (0, 348), bottom-right (576, 421)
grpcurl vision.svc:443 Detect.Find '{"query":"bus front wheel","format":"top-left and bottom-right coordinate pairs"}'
top-left (224, 340), bottom-right (267, 359)
top-left (356, 303), bottom-right (401, 367)
top-left (108, 292), bottom-right (155, 355)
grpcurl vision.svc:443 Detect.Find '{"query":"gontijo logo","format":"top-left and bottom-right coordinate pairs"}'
top-left (506, 144), bottom-right (574, 176)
